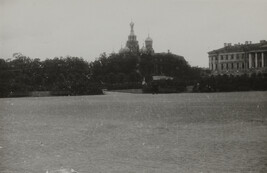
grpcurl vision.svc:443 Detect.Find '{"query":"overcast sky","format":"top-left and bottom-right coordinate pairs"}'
top-left (1, 0), bottom-right (267, 67)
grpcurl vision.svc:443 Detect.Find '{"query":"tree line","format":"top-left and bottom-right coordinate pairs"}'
top-left (194, 73), bottom-right (267, 92)
top-left (0, 55), bottom-right (102, 97)
top-left (0, 52), bottom-right (207, 97)
top-left (90, 52), bottom-right (205, 84)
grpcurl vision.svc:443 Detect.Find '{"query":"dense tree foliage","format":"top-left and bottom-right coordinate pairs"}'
top-left (194, 74), bottom-right (267, 92)
top-left (2, 51), bottom-right (265, 97)
top-left (0, 51), bottom-right (213, 97)
top-left (89, 52), bottom-right (142, 90)
top-left (90, 52), bottom-right (141, 83)
top-left (0, 51), bottom-right (210, 97)
top-left (0, 55), bottom-right (102, 97)
top-left (87, 52), bottom-right (208, 92)
top-left (89, 52), bottom-right (204, 88)
top-left (139, 53), bottom-right (207, 84)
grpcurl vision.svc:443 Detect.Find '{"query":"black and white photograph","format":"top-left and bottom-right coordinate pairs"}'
top-left (0, 0), bottom-right (267, 172)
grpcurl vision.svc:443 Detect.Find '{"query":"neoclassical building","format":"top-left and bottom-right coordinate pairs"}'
top-left (119, 21), bottom-right (154, 54)
top-left (208, 40), bottom-right (267, 76)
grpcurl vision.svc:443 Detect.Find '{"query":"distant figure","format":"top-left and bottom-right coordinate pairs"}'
top-left (142, 77), bottom-right (147, 86)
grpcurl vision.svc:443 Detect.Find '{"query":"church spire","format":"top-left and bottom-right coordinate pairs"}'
top-left (130, 21), bottom-right (135, 35)
top-left (126, 20), bottom-right (139, 54)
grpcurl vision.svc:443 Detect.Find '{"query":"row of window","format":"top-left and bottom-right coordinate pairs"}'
top-left (210, 54), bottom-right (245, 61)
top-left (211, 62), bottom-right (245, 70)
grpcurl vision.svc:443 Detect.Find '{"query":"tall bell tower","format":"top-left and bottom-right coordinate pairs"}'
top-left (126, 21), bottom-right (139, 54)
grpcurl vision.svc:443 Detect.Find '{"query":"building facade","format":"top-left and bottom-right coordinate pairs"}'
top-left (208, 40), bottom-right (267, 76)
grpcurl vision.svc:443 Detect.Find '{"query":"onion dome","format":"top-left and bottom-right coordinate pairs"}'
top-left (140, 45), bottom-right (147, 53)
top-left (119, 46), bottom-right (130, 54)
top-left (145, 35), bottom-right (153, 42)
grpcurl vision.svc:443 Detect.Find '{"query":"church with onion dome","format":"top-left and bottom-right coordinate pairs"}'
top-left (119, 21), bottom-right (154, 55)
top-left (116, 21), bottom-right (187, 85)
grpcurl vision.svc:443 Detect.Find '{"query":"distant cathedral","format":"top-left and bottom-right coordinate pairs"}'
top-left (119, 21), bottom-right (154, 54)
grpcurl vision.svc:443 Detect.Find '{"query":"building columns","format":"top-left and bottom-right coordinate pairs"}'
top-left (249, 53), bottom-right (252, 68)
top-left (255, 53), bottom-right (258, 68)
top-left (262, 52), bottom-right (265, 67)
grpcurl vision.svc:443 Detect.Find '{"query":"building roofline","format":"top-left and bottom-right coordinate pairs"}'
top-left (208, 40), bottom-right (267, 54)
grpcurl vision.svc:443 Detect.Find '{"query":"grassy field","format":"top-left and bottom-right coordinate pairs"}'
top-left (0, 91), bottom-right (266, 173)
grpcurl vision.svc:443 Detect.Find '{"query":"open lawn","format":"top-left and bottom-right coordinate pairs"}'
top-left (0, 92), bottom-right (267, 173)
